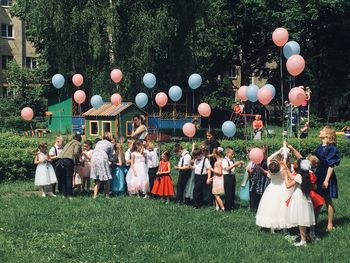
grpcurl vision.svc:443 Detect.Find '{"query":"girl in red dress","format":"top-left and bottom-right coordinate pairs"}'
top-left (151, 151), bottom-right (174, 203)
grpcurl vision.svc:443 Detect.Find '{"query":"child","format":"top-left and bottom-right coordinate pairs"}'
top-left (222, 146), bottom-right (244, 211)
top-left (111, 141), bottom-right (127, 196)
top-left (192, 148), bottom-right (212, 208)
top-left (34, 143), bottom-right (58, 197)
top-left (125, 139), bottom-right (134, 172)
top-left (253, 115), bottom-right (263, 140)
top-left (144, 140), bottom-right (160, 198)
top-left (174, 143), bottom-right (192, 204)
top-left (79, 140), bottom-right (93, 193)
top-left (256, 151), bottom-right (289, 232)
top-left (283, 159), bottom-right (315, 246)
top-left (208, 147), bottom-right (225, 211)
top-left (49, 136), bottom-right (64, 194)
top-left (125, 140), bottom-right (149, 197)
top-left (151, 151), bottom-right (174, 203)
top-left (315, 126), bottom-right (341, 232)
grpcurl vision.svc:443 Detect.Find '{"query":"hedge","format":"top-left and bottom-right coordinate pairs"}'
top-left (0, 133), bottom-right (348, 181)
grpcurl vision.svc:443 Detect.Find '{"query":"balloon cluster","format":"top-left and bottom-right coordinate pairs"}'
top-left (237, 84), bottom-right (276, 105)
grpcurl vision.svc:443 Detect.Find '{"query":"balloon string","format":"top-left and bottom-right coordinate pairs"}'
top-left (192, 91), bottom-right (195, 116)
top-left (173, 103), bottom-right (176, 139)
top-left (58, 89), bottom-right (62, 133)
top-left (280, 47), bottom-right (285, 142)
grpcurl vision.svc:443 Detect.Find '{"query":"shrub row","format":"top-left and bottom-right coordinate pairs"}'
top-left (0, 133), bottom-right (348, 181)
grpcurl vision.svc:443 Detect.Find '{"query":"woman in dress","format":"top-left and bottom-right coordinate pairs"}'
top-left (90, 132), bottom-right (115, 199)
top-left (125, 140), bottom-right (149, 196)
top-left (131, 115), bottom-right (148, 140)
top-left (34, 143), bottom-right (57, 197)
top-left (315, 125), bottom-right (341, 231)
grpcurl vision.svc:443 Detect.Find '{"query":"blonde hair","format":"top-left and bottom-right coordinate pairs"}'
top-left (307, 154), bottom-right (319, 169)
top-left (323, 125), bottom-right (336, 144)
top-left (103, 132), bottom-right (113, 142)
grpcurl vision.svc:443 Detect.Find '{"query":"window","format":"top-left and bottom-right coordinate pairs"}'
top-left (1, 55), bottom-right (13, 69)
top-left (102, 121), bottom-right (111, 134)
top-left (26, 57), bottom-right (37, 69)
top-left (229, 64), bottom-right (239, 79)
top-left (1, 0), bottom-right (12, 6)
top-left (1, 24), bottom-right (13, 38)
top-left (126, 121), bottom-right (133, 136)
top-left (90, 121), bottom-right (99, 136)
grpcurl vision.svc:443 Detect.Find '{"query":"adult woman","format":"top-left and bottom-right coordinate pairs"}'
top-left (131, 115), bottom-right (148, 140)
top-left (90, 132), bottom-right (115, 199)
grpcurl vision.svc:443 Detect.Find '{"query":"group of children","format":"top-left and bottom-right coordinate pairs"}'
top-left (33, 125), bottom-right (341, 247)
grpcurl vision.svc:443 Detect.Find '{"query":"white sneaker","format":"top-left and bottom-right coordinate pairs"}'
top-left (293, 240), bottom-right (307, 247)
top-left (143, 195), bottom-right (149, 199)
top-left (215, 205), bottom-right (220, 211)
top-left (41, 193), bottom-right (46, 197)
top-left (47, 192), bottom-right (57, 197)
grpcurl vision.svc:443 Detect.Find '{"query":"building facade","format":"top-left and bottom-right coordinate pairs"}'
top-left (0, 0), bottom-right (37, 97)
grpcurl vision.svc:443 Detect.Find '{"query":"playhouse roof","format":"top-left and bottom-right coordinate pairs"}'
top-left (83, 102), bottom-right (145, 117)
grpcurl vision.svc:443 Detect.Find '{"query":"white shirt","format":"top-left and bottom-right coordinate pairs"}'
top-left (49, 145), bottom-right (63, 157)
top-left (194, 157), bottom-right (211, 175)
top-left (178, 150), bottom-right (191, 167)
top-left (144, 148), bottom-right (159, 168)
top-left (125, 148), bottom-right (132, 167)
top-left (222, 157), bottom-right (235, 175)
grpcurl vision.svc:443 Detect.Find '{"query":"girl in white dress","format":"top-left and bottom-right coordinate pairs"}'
top-left (34, 143), bottom-right (58, 197)
top-left (125, 140), bottom-right (149, 196)
top-left (282, 159), bottom-right (315, 246)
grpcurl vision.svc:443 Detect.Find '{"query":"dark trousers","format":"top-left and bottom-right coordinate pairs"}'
top-left (176, 170), bottom-right (191, 203)
top-left (148, 167), bottom-right (158, 195)
top-left (193, 174), bottom-right (207, 208)
top-left (224, 174), bottom-right (236, 211)
top-left (62, 158), bottom-right (74, 197)
top-left (55, 166), bottom-right (64, 194)
top-left (249, 182), bottom-right (261, 211)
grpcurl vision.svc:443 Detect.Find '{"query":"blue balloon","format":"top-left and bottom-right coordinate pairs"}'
top-left (168, 85), bottom-right (182, 102)
top-left (90, 95), bottom-right (103, 109)
top-left (135, 92), bottom-right (148, 108)
top-left (188, 73), bottom-right (202, 90)
top-left (143, 73), bottom-right (156, 89)
top-left (283, 41), bottom-right (300, 59)
top-left (52, 74), bottom-right (65, 89)
top-left (264, 84), bottom-right (276, 98)
top-left (246, 84), bottom-right (259, 102)
top-left (222, 121), bottom-right (236, 137)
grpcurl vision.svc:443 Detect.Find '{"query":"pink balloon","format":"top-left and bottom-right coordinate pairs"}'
top-left (155, 92), bottom-right (168, 108)
top-left (198, 103), bottom-right (211, 117)
top-left (286, 55), bottom-right (305, 76)
top-left (110, 69), bottom-right (123, 84)
top-left (237, 86), bottom-right (248, 101)
top-left (111, 93), bottom-right (122, 106)
top-left (72, 74), bottom-right (84, 87)
top-left (272, 27), bottom-right (289, 47)
top-left (249, 148), bottom-right (264, 164)
top-left (73, 90), bottom-right (86, 105)
top-left (288, 87), bottom-right (306, 107)
top-left (257, 87), bottom-right (273, 105)
top-left (21, 107), bottom-right (34, 121)
top-left (182, 122), bottom-right (196, 138)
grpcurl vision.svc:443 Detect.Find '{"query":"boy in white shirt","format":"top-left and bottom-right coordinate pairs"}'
top-left (174, 143), bottom-right (192, 204)
top-left (222, 146), bottom-right (244, 211)
top-left (192, 148), bottom-right (212, 208)
top-left (125, 140), bottom-right (134, 172)
top-left (144, 140), bottom-right (160, 197)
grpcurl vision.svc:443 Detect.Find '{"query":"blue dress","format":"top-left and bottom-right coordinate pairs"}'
top-left (112, 165), bottom-right (127, 195)
top-left (315, 144), bottom-right (341, 199)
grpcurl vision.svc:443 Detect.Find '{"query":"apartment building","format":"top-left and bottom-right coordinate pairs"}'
top-left (0, 0), bottom-right (37, 97)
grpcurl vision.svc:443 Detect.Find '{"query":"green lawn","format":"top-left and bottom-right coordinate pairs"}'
top-left (1, 159), bottom-right (350, 263)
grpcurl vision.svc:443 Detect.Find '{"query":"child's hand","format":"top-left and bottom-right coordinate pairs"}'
top-left (206, 178), bottom-right (213, 184)
top-left (156, 172), bottom-right (160, 175)
top-left (322, 180), bottom-right (329, 189)
top-left (174, 166), bottom-right (178, 170)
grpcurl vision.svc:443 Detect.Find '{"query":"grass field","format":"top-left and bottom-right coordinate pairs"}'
top-left (0, 159), bottom-right (349, 263)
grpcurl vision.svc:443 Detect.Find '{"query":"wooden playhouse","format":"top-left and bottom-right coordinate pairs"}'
top-left (83, 102), bottom-right (147, 138)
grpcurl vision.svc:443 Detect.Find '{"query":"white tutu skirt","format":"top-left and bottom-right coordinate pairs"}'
top-left (125, 162), bottom-right (149, 195)
top-left (34, 162), bottom-right (58, 186)
top-left (256, 182), bottom-right (289, 229)
top-left (287, 188), bottom-right (315, 227)
top-left (212, 175), bottom-right (224, 195)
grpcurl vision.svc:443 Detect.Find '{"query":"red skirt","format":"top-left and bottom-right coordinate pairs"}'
top-left (310, 190), bottom-right (325, 209)
top-left (151, 175), bottom-right (174, 197)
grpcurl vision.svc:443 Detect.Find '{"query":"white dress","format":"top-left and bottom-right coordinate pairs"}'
top-left (125, 152), bottom-right (149, 195)
top-left (34, 153), bottom-right (58, 186)
top-left (287, 174), bottom-right (315, 227)
top-left (256, 171), bottom-right (290, 229)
